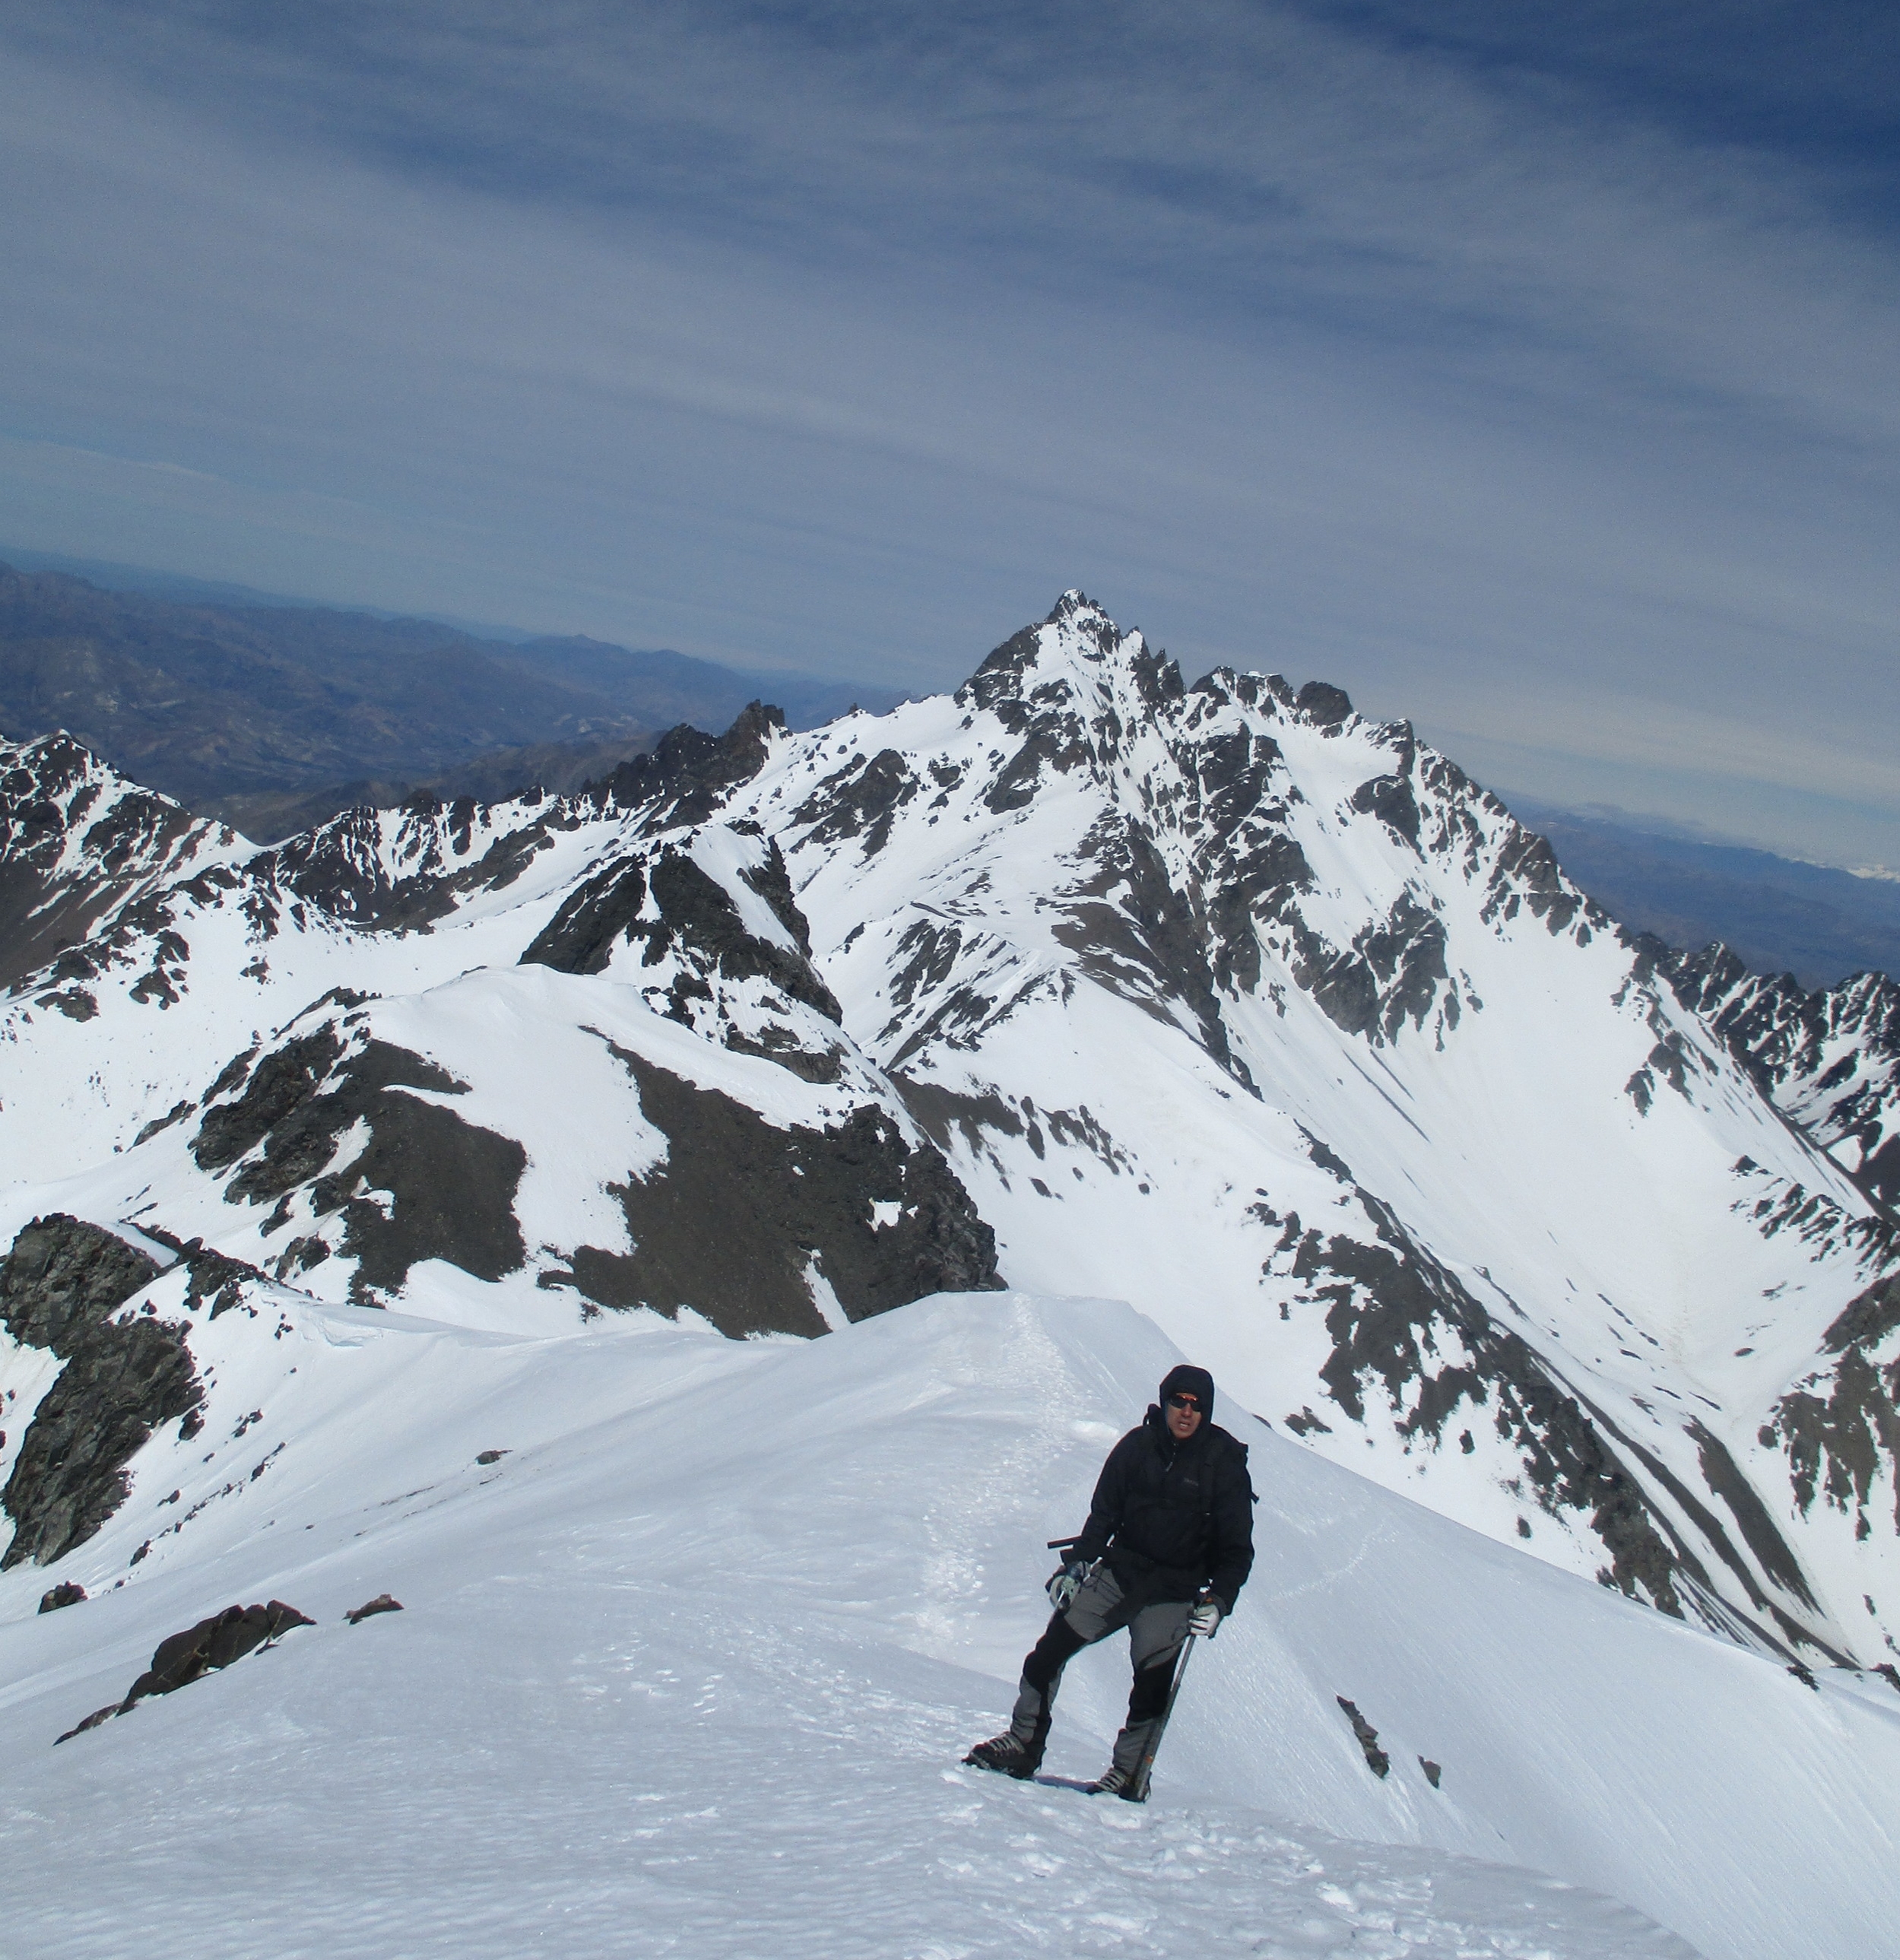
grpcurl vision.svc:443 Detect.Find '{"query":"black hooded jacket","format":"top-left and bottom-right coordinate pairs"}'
top-left (1071, 1407), bottom-right (1256, 1612)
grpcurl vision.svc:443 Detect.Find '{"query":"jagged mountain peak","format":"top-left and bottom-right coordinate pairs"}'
top-left (957, 591), bottom-right (1385, 756)
top-left (956, 590), bottom-right (1177, 732)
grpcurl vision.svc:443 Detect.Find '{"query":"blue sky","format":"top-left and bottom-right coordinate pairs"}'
top-left (2, 2), bottom-right (1895, 864)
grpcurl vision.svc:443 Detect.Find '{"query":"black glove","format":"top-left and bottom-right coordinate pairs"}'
top-left (1046, 1559), bottom-right (1090, 1613)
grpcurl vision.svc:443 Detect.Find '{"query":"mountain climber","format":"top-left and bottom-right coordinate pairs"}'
top-left (964, 1362), bottom-right (1255, 1798)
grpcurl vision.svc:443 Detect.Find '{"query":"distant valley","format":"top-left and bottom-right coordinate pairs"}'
top-left (0, 557), bottom-right (899, 840)
top-left (1507, 798), bottom-right (1900, 989)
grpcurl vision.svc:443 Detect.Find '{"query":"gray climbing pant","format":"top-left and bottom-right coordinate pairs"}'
top-left (1009, 1562), bottom-right (1192, 1774)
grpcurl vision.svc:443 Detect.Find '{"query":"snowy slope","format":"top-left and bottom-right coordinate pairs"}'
top-left (0, 598), bottom-right (1897, 1676)
top-left (2, 1287), bottom-right (1895, 1960)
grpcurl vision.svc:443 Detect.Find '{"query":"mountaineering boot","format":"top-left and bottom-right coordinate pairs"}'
top-left (963, 1720), bottom-right (1047, 1779)
top-left (1084, 1765), bottom-right (1143, 1802)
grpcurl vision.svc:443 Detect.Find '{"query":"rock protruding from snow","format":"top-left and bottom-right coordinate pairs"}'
top-left (541, 1048), bottom-right (999, 1336)
top-left (0, 733), bottom-right (244, 995)
top-left (0, 1215), bottom-right (203, 1568)
top-left (55, 1598), bottom-right (315, 1743)
top-left (189, 1015), bottom-right (529, 1305)
top-left (1667, 941), bottom-right (1900, 1206)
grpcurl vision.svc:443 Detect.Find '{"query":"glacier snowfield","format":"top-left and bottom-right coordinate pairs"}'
top-left (2, 1290), bottom-right (1894, 1959)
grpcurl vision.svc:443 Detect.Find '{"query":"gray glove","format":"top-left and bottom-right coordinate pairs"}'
top-left (1047, 1559), bottom-right (1090, 1613)
top-left (1188, 1597), bottom-right (1223, 1638)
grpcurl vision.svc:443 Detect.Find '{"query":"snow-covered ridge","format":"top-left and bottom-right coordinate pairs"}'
top-left (2, 1289), bottom-right (1893, 1960)
top-left (1, 596), bottom-right (1898, 1677)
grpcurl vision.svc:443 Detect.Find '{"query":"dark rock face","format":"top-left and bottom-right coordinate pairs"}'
top-left (131, 1600), bottom-right (316, 1699)
top-left (1349, 772), bottom-right (1422, 850)
top-left (1664, 947), bottom-right (1900, 1210)
top-left (544, 1048), bottom-right (1001, 1337)
top-left (519, 855), bottom-right (650, 974)
top-left (194, 1026), bottom-right (346, 1173)
top-left (1286, 1178), bottom-right (1838, 1651)
top-left (1054, 816), bottom-right (1252, 1087)
top-left (796, 748), bottom-right (921, 849)
top-left (39, 1581), bottom-right (85, 1612)
top-left (648, 851), bottom-right (841, 1022)
top-left (346, 1592), bottom-right (404, 1623)
top-left (1183, 720), bottom-right (1314, 997)
top-left (1295, 681), bottom-right (1353, 729)
top-left (256, 798), bottom-right (563, 933)
top-left (585, 702), bottom-right (786, 829)
top-left (195, 1024), bottom-right (528, 1302)
top-left (55, 1599), bottom-right (315, 1743)
top-left (1334, 1696), bottom-right (1390, 1776)
top-left (1765, 1273), bottom-right (1900, 1543)
top-left (2, 1320), bottom-right (204, 1569)
top-left (1480, 823), bottom-right (1585, 936)
top-left (522, 839), bottom-right (842, 1024)
top-left (0, 733), bottom-right (225, 991)
top-left (1289, 892), bottom-right (1449, 1043)
top-left (0, 1216), bottom-right (205, 1569)
top-left (0, 1213), bottom-right (161, 1353)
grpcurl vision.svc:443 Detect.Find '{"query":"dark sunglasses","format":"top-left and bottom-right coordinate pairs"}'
top-left (1166, 1393), bottom-right (1202, 1412)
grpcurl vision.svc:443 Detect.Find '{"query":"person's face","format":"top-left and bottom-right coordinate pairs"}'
top-left (1166, 1391), bottom-right (1204, 1440)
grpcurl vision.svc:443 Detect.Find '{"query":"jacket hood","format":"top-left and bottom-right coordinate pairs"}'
top-left (1159, 1363), bottom-right (1214, 1422)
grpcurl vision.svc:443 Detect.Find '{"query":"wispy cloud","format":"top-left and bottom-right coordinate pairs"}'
top-left (2, 2), bottom-right (1896, 861)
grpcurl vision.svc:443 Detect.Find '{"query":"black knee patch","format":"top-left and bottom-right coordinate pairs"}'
top-left (1023, 1614), bottom-right (1088, 1693)
top-left (1127, 1656), bottom-right (1175, 1725)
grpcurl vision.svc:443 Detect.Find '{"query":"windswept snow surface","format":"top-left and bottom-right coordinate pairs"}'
top-left (3, 1291), bottom-right (1895, 1960)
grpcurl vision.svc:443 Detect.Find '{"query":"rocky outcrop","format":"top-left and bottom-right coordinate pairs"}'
top-left (1762, 1273), bottom-right (1900, 1544)
top-left (55, 1599), bottom-right (314, 1743)
top-left (194, 1023), bottom-right (528, 1302)
top-left (0, 733), bottom-right (238, 992)
top-left (584, 702), bottom-right (786, 829)
top-left (541, 1047), bottom-right (1001, 1337)
top-left (0, 1215), bottom-right (205, 1568)
top-left (522, 840), bottom-right (841, 1022)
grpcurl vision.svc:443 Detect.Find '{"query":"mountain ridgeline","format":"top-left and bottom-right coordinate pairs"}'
top-left (1, 594), bottom-right (1898, 1678)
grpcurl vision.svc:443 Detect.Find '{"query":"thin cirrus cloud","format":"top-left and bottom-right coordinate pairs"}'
top-left (1, 1), bottom-right (1895, 864)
